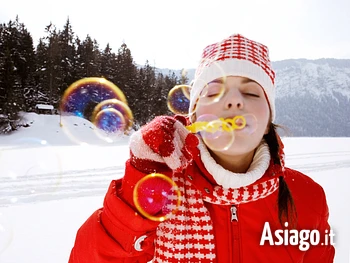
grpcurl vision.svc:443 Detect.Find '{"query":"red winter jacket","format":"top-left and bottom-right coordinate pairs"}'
top-left (69, 117), bottom-right (335, 263)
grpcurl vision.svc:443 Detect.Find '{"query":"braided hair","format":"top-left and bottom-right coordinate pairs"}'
top-left (264, 123), bottom-right (297, 228)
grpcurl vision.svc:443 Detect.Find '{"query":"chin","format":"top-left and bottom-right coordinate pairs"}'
top-left (222, 136), bottom-right (261, 155)
top-left (222, 146), bottom-right (256, 157)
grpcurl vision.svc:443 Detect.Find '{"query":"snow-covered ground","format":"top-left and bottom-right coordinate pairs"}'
top-left (0, 113), bottom-right (349, 263)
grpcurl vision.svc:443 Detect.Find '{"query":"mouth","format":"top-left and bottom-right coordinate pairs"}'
top-left (224, 116), bottom-right (248, 129)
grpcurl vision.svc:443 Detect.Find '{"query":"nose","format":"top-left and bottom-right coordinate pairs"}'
top-left (225, 89), bottom-right (243, 110)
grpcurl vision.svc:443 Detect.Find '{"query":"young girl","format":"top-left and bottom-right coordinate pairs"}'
top-left (68, 34), bottom-right (335, 263)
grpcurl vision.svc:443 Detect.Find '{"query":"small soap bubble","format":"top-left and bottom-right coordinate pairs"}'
top-left (196, 114), bottom-right (235, 152)
top-left (198, 81), bottom-right (225, 106)
top-left (133, 173), bottom-right (181, 222)
top-left (6, 170), bottom-right (17, 180)
top-left (196, 114), bottom-right (222, 137)
top-left (167, 85), bottom-right (191, 115)
top-left (10, 197), bottom-right (18, 204)
top-left (91, 99), bottom-right (133, 132)
top-left (93, 108), bottom-right (126, 134)
top-left (12, 138), bottom-right (62, 198)
top-left (196, 63), bottom-right (227, 108)
top-left (0, 213), bottom-right (13, 255)
top-left (235, 113), bottom-right (258, 136)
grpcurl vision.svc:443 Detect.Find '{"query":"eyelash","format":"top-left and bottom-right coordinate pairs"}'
top-left (203, 83), bottom-right (260, 98)
top-left (206, 93), bottom-right (220, 97)
top-left (244, 93), bottom-right (260, 97)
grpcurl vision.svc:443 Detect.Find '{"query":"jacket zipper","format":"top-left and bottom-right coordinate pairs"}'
top-left (230, 205), bottom-right (240, 262)
top-left (230, 205), bottom-right (238, 222)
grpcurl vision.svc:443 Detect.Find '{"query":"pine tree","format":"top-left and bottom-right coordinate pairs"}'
top-left (114, 43), bottom-right (137, 91)
top-left (100, 43), bottom-right (117, 81)
top-left (44, 22), bottom-right (62, 107)
top-left (154, 72), bottom-right (171, 116)
top-left (75, 35), bottom-right (101, 78)
top-left (133, 65), bottom-right (145, 124)
top-left (114, 43), bottom-right (138, 125)
top-left (73, 36), bottom-right (83, 80)
top-left (0, 17), bottom-right (36, 133)
top-left (141, 60), bottom-right (157, 123)
top-left (34, 38), bottom-right (50, 105)
top-left (0, 22), bottom-right (9, 115)
top-left (130, 61), bottom-right (158, 126)
top-left (17, 20), bottom-right (36, 112)
top-left (0, 46), bottom-right (16, 119)
top-left (34, 20), bottom-right (76, 111)
top-left (58, 18), bottom-right (76, 96)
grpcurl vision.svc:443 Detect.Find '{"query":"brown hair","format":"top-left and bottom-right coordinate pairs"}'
top-left (263, 123), bottom-right (297, 228)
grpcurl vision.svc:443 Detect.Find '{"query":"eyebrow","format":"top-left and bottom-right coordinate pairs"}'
top-left (208, 77), bottom-right (257, 85)
top-left (241, 78), bottom-right (256, 84)
top-left (208, 78), bottom-right (224, 84)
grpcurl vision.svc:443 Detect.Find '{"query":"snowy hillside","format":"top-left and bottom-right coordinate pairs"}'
top-left (0, 113), bottom-right (349, 263)
top-left (0, 113), bottom-right (350, 263)
top-left (0, 112), bottom-right (131, 146)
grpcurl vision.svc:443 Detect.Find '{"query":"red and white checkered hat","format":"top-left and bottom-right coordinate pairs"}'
top-left (189, 34), bottom-right (276, 121)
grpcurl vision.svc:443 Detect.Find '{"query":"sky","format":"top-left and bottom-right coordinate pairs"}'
top-left (0, 113), bottom-right (349, 262)
top-left (1, 0), bottom-right (350, 69)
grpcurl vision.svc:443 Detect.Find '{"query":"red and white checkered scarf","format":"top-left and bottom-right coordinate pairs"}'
top-left (130, 125), bottom-right (284, 263)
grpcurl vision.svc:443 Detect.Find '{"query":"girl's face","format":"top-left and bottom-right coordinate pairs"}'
top-left (194, 76), bottom-right (270, 157)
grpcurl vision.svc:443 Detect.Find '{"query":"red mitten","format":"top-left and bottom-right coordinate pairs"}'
top-left (129, 115), bottom-right (199, 172)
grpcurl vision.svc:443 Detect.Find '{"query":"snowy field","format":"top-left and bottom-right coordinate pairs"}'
top-left (0, 113), bottom-right (349, 263)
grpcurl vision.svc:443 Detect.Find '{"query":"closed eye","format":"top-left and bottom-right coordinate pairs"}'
top-left (201, 83), bottom-right (224, 98)
top-left (244, 93), bottom-right (260, 97)
top-left (206, 93), bottom-right (220, 97)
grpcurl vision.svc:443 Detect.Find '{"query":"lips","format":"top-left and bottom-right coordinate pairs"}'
top-left (224, 116), bottom-right (248, 129)
top-left (235, 118), bottom-right (245, 127)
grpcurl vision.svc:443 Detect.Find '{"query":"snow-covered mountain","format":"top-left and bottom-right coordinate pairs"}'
top-left (273, 59), bottom-right (350, 137)
top-left (158, 59), bottom-right (350, 137)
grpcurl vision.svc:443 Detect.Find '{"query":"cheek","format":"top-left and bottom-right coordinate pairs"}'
top-left (245, 99), bottom-right (270, 126)
top-left (258, 103), bottom-right (270, 117)
top-left (195, 103), bottom-right (219, 118)
top-left (255, 103), bottom-right (270, 126)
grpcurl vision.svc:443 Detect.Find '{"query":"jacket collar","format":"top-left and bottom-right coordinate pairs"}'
top-left (196, 138), bottom-right (271, 188)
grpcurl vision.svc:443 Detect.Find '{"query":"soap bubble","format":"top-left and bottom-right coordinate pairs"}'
top-left (59, 77), bottom-right (132, 144)
top-left (0, 213), bottom-right (13, 255)
top-left (167, 85), bottom-right (191, 115)
top-left (196, 114), bottom-right (235, 152)
top-left (133, 173), bottom-right (181, 222)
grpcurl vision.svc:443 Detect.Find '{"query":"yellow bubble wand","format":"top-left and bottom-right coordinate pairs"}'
top-left (186, 116), bottom-right (246, 133)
